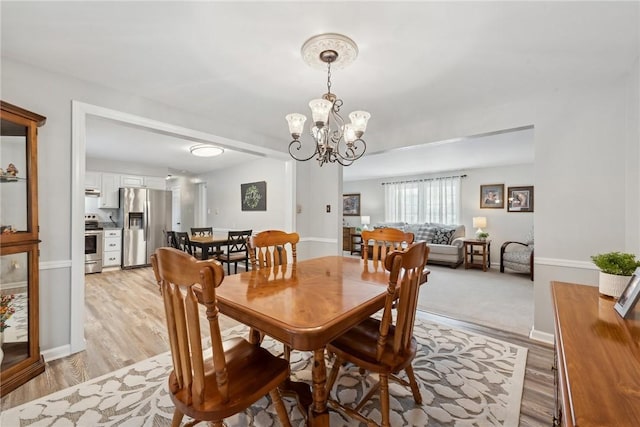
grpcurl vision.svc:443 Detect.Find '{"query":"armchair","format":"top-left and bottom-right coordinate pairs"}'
top-left (500, 240), bottom-right (534, 281)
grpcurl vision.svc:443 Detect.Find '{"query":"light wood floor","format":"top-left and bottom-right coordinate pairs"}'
top-left (1, 266), bottom-right (555, 426)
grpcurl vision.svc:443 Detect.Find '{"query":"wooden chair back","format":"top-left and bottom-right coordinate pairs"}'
top-left (361, 228), bottom-right (415, 271)
top-left (174, 231), bottom-right (193, 255)
top-left (166, 230), bottom-right (178, 249)
top-left (249, 230), bottom-right (300, 269)
top-left (151, 248), bottom-right (227, 405)
top-left (379, 241), bottom-right (429, 357)
top-left (226, 229), bottom-right (252, 254)
top-left (218, 229), bottom-right (253, 274)
top-left (190, 227), bottom-right (213, 237)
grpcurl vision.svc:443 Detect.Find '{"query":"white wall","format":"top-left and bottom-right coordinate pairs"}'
top-left (343, 163), bottom-right (535, 264)
top-left (198, 157), bottom-right (288, 233)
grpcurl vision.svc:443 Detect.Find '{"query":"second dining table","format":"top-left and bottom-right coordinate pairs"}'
top-left (215, 255), bottom-right (394, 427)
top-left (189, 234), bottom-right (228, 260)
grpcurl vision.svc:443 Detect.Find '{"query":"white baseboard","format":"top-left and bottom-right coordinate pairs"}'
top-left (42, 344), bottom-right (73, 362)
top-left (529, 327), bottom-right (554, 345)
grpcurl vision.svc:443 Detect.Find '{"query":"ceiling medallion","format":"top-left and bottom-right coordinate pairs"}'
top-left (301, 33), bottom-right (359, 70)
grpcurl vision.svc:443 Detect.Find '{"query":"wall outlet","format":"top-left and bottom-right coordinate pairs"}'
top-left (326, 205), bottom-right (331, 213)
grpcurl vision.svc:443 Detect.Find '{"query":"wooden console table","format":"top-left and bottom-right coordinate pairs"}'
top-left (551, 281), bottom-right (640, 426)
top-left (463, 239), bottom-right (491, 271)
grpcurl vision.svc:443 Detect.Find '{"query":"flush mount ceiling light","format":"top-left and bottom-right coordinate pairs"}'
top-left (189, 144), bottom-right (224, 157)
top-left (286, 33), bottom-right (370, 167)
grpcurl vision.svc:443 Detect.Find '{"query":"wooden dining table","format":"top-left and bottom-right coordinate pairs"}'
top-left (189, 234), bottom-right (228, 260)
top-left (215, 255), bottom-right (394, 427)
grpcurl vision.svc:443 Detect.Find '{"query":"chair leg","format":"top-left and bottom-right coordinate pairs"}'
top-left (405, 364), bottom-right (422, 404)
top-left (379, 373), bottom-right (390, 427)
top-left (269, 388), bottom-right (292, 427)
top-left (326, 356), bottom-right (344, 394)
top-left (171, 409), bottom-right (184, 427)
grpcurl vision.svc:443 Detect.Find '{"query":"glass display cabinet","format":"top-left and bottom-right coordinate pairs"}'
top-left (0, 101), bottom-right (46, 396)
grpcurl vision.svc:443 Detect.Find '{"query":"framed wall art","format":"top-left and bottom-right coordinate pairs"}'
top-left (507, 186), bottom-right (534, 212)
top-left (480, 184), bottom-right (505, 209)
top-left (342, 193), bottom-right (361, 216)
top-left (614, 267), bottom-right (640, 318)
top-left (241, 181), bottom-right (267, 211)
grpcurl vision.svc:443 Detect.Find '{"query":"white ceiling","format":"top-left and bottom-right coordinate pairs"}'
top-left (2, 2), bottom-right (637, 178)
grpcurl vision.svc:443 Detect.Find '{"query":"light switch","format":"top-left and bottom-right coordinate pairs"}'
top-left (326, 205), bottom-right (331, 213)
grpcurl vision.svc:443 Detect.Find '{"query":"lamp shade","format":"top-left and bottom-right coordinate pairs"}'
top-left (285, 113), bottom-right (307, 137)
top-left (472, 217), bottom-right (487, 229)
top-left (308, 98), bottom-right (333, 124)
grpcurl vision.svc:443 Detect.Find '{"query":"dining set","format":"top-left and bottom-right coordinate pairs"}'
top-left (165, 227), bottom-right (252, 274)
top-left (153, 228), bottom-right (429, 427)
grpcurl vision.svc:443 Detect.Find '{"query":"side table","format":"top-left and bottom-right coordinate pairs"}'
top-left (463, 239), bottom-right (491, 271)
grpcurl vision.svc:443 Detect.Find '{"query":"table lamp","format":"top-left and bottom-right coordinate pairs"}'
top-left (472, 217), bottom-right (487, 237)
top-left (361, 216), bottom-right (371, 230)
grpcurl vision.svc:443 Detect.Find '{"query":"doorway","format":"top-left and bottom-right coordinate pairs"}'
top-left (70, 101), bottom-right (295, 354)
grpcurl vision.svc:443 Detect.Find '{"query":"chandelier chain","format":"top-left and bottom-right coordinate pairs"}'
top-left (326, 61), bottom-right (332, 95)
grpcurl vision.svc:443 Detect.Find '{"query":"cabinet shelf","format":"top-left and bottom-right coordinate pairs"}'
top-left (0, 176), bottom-right (23, 183)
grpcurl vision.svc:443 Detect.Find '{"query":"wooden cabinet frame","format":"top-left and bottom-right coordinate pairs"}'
top-left (0, 101), bottom-right (46, 396)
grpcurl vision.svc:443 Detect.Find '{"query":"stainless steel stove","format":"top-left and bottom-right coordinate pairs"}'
top-left (85, 214), bottom-right (103, 274)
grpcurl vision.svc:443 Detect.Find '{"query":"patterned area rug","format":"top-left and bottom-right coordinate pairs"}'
top-left (1, 313), bottom-right (527, 426)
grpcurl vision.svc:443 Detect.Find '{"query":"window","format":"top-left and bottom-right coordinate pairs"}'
top-left (384, 176), bottom-right (461, 224)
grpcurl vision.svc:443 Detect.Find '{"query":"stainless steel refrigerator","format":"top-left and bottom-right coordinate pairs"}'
top-left (120, 187), bottom-right (171, 268)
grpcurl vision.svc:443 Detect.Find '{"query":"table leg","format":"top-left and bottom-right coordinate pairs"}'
top-left (308, 348), bottom-right (330, 427)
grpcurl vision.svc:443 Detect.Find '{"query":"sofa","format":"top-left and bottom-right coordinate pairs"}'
top-left (374, 222), bottom-right (466, 268)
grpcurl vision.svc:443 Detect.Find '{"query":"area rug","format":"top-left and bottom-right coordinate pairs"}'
top-left (1, 313), bottom-right (527, 426)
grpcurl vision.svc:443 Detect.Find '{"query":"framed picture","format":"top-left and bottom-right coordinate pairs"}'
top-left (614, 267), bottom-right (640, 318)
top-left (343, 193), bottom-right (361, 216)
top-left (241, 181), bottom-right (267, 211)
top-left (507, 186), bottom-right (534, 212)
top-left (480, 184), bottom-right (505, 209)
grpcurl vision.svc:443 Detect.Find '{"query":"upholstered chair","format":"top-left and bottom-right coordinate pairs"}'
top-left (500, 228), bottom-right (534, 280)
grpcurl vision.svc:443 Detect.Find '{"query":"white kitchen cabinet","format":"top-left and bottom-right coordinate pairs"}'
top-left (102, 229), bottom-right (122, 268)
top-left (100, 173), bottom-right (120, 208)
top-left (144, 176), bottom-right (167, 190)
top-left (120, 175), bottom-right (144, 188)
top-left (85, 171), bottom-right (101, 190)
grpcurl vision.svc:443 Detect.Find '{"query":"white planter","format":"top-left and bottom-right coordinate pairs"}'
top-left (599, 271), bottom-right (631, 298)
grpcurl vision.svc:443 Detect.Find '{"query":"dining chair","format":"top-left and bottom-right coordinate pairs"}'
top-left (361, 228), bottom-right (415, 270)
top-left (174, 232), bottom-right (193, 256)
top-left (190, 227), bottom-right (220, 259)
top-left (165, 230), bottom-right (178, 249)
top-left (325, 241), bottom-right (430, 427)
top-left (218, 229), bottom-right (252, 275)
top-left (249, 229), bottom-right (300, 269)
top-left (150, 248), bottom-right (292, 427)
top-left (190, 227), bottom-right (213, 237)
top-left (247, 229), bottom-right (300, 351)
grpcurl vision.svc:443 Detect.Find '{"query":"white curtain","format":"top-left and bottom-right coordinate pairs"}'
top-left (384, 176), bottom-right (461, 224)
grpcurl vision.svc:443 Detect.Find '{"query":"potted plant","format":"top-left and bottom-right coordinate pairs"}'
top-left (477, 232), bottom-right (489, 241)
top-left (591, 252), bottom-right (640, 298)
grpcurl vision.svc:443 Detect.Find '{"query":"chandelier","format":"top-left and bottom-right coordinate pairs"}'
top-left (286, 33), bottom-right (371, 166)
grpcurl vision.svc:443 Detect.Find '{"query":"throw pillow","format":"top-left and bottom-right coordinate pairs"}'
top-left (416, 225), bottom-right (436, 243)
top-left (431, 228), bottom-right (456, 245)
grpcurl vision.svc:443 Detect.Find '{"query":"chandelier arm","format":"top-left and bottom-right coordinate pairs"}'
top-left (289, 139), bottom-right (320, 162)
top-left (334, 138), bottom-right (367, 163)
